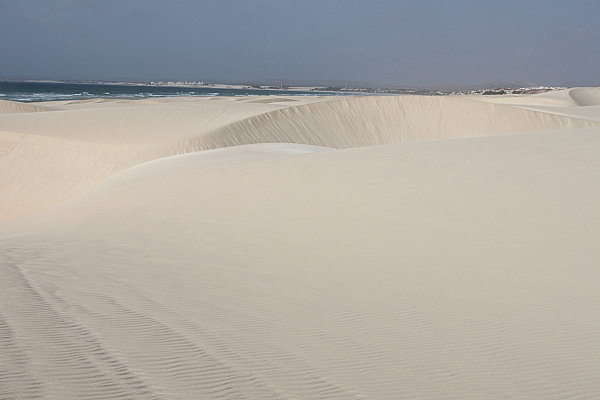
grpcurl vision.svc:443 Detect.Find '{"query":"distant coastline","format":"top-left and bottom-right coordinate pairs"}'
top-left (0, 79), bottom-right (569, 102)
top-left (0, 80), bottom-right (348, 102)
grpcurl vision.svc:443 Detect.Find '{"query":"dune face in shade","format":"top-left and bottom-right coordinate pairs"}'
top-left (1, 88), bottom-right (600, 399)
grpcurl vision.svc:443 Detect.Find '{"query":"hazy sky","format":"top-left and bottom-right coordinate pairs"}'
top-left (1, 0), bottom-right (598, 87)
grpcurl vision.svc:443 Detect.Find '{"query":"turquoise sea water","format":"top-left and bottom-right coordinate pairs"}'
top-left (0, 81), bottom-right (344, 102)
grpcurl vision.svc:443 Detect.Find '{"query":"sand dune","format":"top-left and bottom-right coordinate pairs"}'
top-left (2, 94), bottom-right (598, 222)
top-left (569, 87), bottom-right (600, 106)
top-left (0, 97), bottom-right (331, 221)
top-left (2, 90), bottom-right (600, 399)
top-left (474, 86), bottom-right (600, 107)
top-left (474, 87), bottom-right (600, 121)
top-left (194, 94), bottom-right (598, 149)
top-left (0, 99), bottom-right (55, 114)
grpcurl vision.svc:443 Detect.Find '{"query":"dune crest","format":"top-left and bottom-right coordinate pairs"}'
top-left (569, 87), bottom-right (600, 106)
top-left (194, 95), bottom-right (598, 150)
top-left (1, 95), bottom-right (599, 222)
top-left (0, 99), bottom-right (56, 114)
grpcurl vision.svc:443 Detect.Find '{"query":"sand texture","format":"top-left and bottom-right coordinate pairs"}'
top-left (1, 89), bottom-right (600, 399)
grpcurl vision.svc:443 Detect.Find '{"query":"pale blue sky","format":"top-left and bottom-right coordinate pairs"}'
top-left (1, 0), bottom-right (598, 86)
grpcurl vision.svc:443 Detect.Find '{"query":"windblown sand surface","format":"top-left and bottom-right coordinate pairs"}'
top-left (1, 89), bottom-right (600, 399)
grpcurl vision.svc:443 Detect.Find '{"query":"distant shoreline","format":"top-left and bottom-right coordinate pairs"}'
top-left (0, 80), bottom-right (352, 103)
top-left (1, 78), bottom-right (570, 96)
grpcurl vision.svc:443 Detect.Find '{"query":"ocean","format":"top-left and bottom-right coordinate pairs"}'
top-left (0, 81), bottom-right (343, 102)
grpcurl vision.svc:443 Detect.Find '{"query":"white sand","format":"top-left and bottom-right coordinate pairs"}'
top-left (1, 89), bottom-right (600, 399)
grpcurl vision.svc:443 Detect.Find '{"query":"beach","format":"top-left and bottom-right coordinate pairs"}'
top-left (1, 88), bottom-right (600, 399)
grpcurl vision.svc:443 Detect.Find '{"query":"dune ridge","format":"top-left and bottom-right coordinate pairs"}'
top-left (191, 94), bottom-right (598, 150)
top-left (2, 88), bottom-right (600, 399)
top-left (569, 87), bottom-right (600, 106)
top-left (0, 100), bottom-right (54, 114)
top-left (2, 93), bottom-right (598, 222)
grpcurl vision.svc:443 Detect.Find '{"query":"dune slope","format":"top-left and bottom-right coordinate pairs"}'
top-left (0, 97), bottom-right (327, 221)
top-left (2, 131), bottom-right (600, 399)
top-left (194, 94), bottom-right (598, 149)
top-left (1, 94), bottom-right (598, 222)
top-left (474, 87), bottom-right (600, 121)
top-left (0, 99), bottom-right (55, 114)
top-left (569, 87), bottom-right (600, 106)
